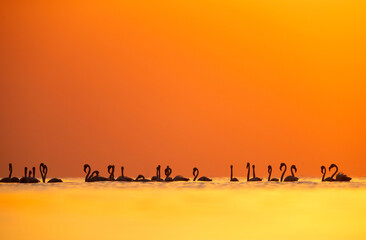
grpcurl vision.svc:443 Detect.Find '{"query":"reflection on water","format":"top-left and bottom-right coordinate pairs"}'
top-left (1, 178), bottom-right (366, 240)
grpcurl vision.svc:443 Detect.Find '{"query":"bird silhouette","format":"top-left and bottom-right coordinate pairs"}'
top-left (151, 165), bottom-right (164, 181)
top-left (281, 163), bottom-right (299, 182)
top-left (164, 166), bottom-right (173, 182)
top-left (0, 164), bottom-right (19, 183)
top-left (267, 165), bottom-right (279, 181)
top-left (321, 166), bottom-right (333, 182)
top-left (134, 174), bottom-right (150, 182)
top-left (28, 167), bottom-right (40, 183)
top-left (230, 165), bottom-right (239, 182)
top-left (108, 165), bottom-right (115, 181)
top-left (193, 167), bottom-right (212, 181)
top-left (329, 164), bottom-right (352, 182)
top-left (40, 163), bottom-right (63, 183)
top-left (246, 163), bottom-right (262, 181)
top-left (116, 166), bottom-right (133, 181)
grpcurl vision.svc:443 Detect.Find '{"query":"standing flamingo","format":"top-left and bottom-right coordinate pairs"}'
top-left (230, 165), bottom-right (239, 182)
top-left (164, 166), bottom-right (173, 182)
top-left (116, 166), bottom-right (133, 181)
top-left (84, 164), bottom-right (107, 182)
top-left (28, 167), bottom-right (40, 183)
top-left (267, 165), bottom-right (279, 182)
top-left (40, 163), bottom-right (63, 183)
top-left (19, 167), bottom-right (29, 183)
top-left (151, 165), bottom-right (164, 181)
top-left (321, 166), bottom-right (333, 182)
top-left (108, 165), bottom-right (115, 181)
top-left (281, 163), bottom-right (299, 182)
top-left (0, 164), bottom-right (19, 183)
top-left (246, 163), bottom-right (261, 181)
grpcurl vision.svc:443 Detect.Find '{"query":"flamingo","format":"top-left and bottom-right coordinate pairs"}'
top-left (267, 165), bottom-right (279, 182)
top-left (108, 165), bottom-right (115, 181)
top-left (193, 167), bottom-right (212, 181)
top-left (134, 174), bottom-right (150, 182)
top-left (173, 174), bottom-right (189, 181)
top-left (19, 167), bottom-right (29, 183)
top-left (281, 163), bottom-right (299, 182)
top-left (0, 163), bottom-right (19, 183)
top-left (40, 163), bottom-right (63, 183)
top-left (151, 165), bottom-right (164, 181)
top-left (84, 164), bottom-right (107, 182)
top-left (28, 167), bottom-right (40, 183)
top-left (321, 166), bottom-right (333, 182)
top-left (329, 164), bottom-right (352, 182)
top-left (164, 166), bottom-right (173, 182)
top-left (116, 166), bottom-right (133, 181)
top-left (230, 165), bottom-right (239, 182)
top-left (246, 163), bottom-right (261, 181)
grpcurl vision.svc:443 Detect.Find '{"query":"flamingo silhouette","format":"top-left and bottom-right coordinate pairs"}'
top-left (267, 165), bottom-right (279, 182)
top-left (151, 165), bottom-right (164, 181)
top-left (193, 167), bottom-right (212, 181)
top-left (329, 164), bottom-right (352, 182)
top-left (108, 165), bottom-right (115, 181)
top-left (84, 164), bottom-right (107, 182)
top-left (164, 166), bottom-right (173, 182)
top-left (19, 167), bottom-right (29, 183)
top-left (246, 163), bottom-right (261, 181)
top-left (116, 166), bottom-right (133, 181)
top-left (134, 174), bottom-right (150, 182)
top-left (281, 163), bottom-right (299, 182)
top-left (28, 167), bottom-right (40, 183)
top-left (40, 163), bottom-right (63, 183)
top-left (321, 166), bottom-right (333, 182)
top-left (230, 165), bottom-right (239, 182)
top-left (0, 164), bottom-right (19, 183)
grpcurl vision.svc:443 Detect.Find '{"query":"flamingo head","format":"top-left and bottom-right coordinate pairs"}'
top-left (280, 163), bottom-right (286, 170)
top-left (83, 164), bottom-right (89, 173)
top-left (329, 164), bottom-right (336, 171)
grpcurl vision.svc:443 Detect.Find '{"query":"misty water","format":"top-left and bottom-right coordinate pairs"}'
top-left (1, 178), bottom-right (366, 240)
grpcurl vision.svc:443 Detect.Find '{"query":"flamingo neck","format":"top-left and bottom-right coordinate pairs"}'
top-left (85, 166), bottom-right (91, 182)
top-left (281, 165), bottom-right (287, 182)
top-left (247, 165), bottom-right (250, 181)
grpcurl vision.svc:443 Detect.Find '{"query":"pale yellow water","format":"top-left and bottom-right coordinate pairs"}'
top-left (1, 178), bottom-right (366, 240)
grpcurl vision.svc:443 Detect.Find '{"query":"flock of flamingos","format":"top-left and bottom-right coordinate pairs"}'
top-left (0, 162), bottom-right (352, 183)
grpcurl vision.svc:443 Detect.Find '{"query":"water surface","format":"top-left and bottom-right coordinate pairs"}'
top-left (1, 178), bottom-right (365, 240)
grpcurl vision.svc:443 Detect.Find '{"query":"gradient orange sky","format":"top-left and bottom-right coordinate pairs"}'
top-left (0, 0), bottom-right (365, 178)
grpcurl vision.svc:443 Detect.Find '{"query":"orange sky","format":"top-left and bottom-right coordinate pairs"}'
top-left (0, 0), bottom-right (365, 178)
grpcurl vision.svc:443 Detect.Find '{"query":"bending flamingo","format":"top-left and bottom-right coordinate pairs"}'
top-left (193, 167), bottom-right (212, 181)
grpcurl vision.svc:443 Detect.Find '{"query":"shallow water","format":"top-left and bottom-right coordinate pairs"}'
top-left (1, 178), bottom-right (366, 240)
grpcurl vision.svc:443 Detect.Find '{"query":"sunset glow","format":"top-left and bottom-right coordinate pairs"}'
top-left (0, 0), bottom-right (365, 178)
